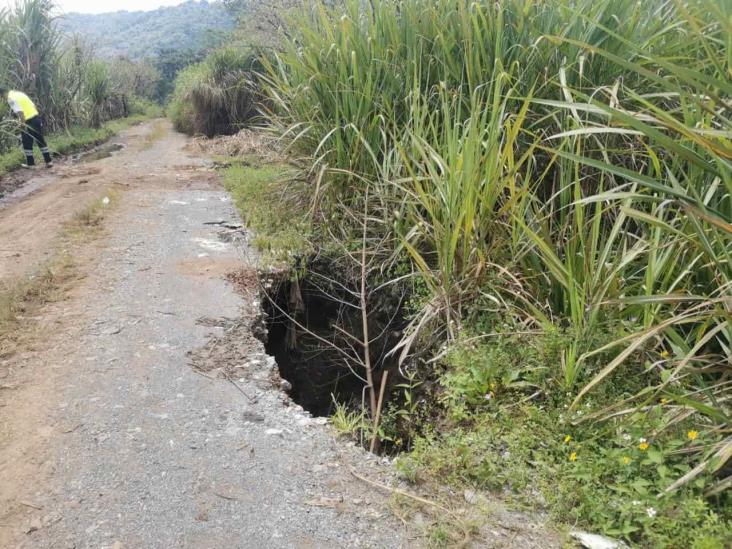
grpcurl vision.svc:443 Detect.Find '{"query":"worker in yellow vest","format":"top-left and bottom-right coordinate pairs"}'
top-left (0, 87), bottom-right (53, 168)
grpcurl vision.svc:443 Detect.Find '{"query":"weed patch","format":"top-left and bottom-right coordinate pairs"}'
top-left (0, 255), bottom-right (77, 359)
top-left (139, 119), bottom-right (168, 150)
top-left (222, 156), bottom-right (310, 264)
top-left (0, 191), bottom-right (117, 359)
top-left (392, 333), bottom-right (732, 548)
top-left (261, 0), bottom-right (732, 544)
top-left (66, 192), bottom-right (117, 235)
top-left (168, 48), bottom-right (262, 137)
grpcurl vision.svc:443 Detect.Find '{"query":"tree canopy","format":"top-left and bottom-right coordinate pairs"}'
top-left (57, 0), bottom-right (235, 60)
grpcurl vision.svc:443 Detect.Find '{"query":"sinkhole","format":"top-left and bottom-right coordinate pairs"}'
top-left (261, 271), bottom-right (406, 418)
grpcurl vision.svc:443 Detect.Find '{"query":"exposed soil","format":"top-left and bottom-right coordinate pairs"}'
top-left (0, 119), bottom-right (560, 548)
top-left (0, 123), bottom-right (173, 282)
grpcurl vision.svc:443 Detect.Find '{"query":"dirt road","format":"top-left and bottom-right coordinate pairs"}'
top-left (0, 120), bottom-right (408, 548)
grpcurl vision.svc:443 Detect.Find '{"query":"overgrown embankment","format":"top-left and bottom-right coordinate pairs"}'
top-left (185, 0), bottom-right (731, 546)
top-left (169, 48), bottom-right (262, 137)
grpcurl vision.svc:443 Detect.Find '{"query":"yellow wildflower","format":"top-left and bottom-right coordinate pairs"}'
top-left (660, 398), bottom-right (669, 405)
top-left (687, 430), bottom-right (698, 441)
top-left (564, 435), bottom-right (572, 443)
top-left (569, 452), bottom-right (577, 462)
top-left (660, 350), bottom-right (670, 359)
top-left (639, 442), bottom-right (649, 451)
top-left (622, 456), bottom-right (631, 465)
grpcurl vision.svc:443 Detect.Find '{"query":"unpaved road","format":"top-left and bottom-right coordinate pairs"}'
top-left (0, 120), bottom-right (409, 548)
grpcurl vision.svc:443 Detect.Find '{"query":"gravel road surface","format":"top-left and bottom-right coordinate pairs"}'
top-left (0, 121), bottom-right (409, 548)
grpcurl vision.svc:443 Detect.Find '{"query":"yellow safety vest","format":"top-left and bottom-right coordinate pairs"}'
top-left (7, 90), bottom-right (39, 120)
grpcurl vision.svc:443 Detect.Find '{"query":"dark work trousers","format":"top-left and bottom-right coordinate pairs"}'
top-left (21, 116), bottom-right (52, 166)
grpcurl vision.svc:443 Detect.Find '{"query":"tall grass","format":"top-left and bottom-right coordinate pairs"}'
top-left (0, 0), bottom-right (160, 153)
top-left (169, 47), bottom-right (262, 137)
top-left (263, 0), bottom-right (731, 524)
top-left (3, 0), bottom-right (60, 113)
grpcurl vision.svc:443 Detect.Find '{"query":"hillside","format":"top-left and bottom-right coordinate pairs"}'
top-left (57, 0), bottom-right (235, 60)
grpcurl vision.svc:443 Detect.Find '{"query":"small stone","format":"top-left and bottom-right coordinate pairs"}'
top-left (265, 428), bottom-right (284, 437)
top-left (242, 411), bottom-right (265, 423)
top-left (25, 517), bottom-right (42, 533)
top-left (570, 531), bottom-right (630, 549)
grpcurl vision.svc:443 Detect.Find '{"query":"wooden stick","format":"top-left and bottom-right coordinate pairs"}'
top-left (361, 187), bottom-right (377, 418)
top-left (370, 369), bottom-right (390, 453)
top-left (348, 467), bottom-right (452, 515)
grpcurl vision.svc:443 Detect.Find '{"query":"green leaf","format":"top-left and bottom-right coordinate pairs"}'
top-left (648, 449), bottom-right (664, 464)
top-left (631, 479), bottom-right (650, 495)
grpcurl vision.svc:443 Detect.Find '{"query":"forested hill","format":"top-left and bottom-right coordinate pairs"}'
top-left (58, 0), bottom-right (236, 60)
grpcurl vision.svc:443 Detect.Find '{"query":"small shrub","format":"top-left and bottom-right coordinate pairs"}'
top-left (331, 401), bottom-right (367, 437)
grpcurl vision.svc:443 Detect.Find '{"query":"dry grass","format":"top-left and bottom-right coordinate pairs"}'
top-left (0, 255), bottom-right (78, 359)
top-left (383, 481), bottom-right (521, 548)
top-left (0, 191), bottom-right (117, 359)
top-left (138, 120), bottom-right (169, 151)
top-left (65, 191), bottom-right (118, 234)
top-left (190, 129), bottom-right (282, 162)
top-left (168, 48), bottom-right (262, 137)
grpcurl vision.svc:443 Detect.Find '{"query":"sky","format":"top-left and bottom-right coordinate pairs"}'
top-left (0, 0), bottom-right (191, 15)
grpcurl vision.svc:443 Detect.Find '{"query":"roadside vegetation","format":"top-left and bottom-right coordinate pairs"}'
top-left (0, 0), bottom-right (161, 171)
top-left (223, 159), bottom-right (310, 260)
top-left (169, 47), bottom-right (262, 137)
top-left (172, 0), bottom-right (731, 545)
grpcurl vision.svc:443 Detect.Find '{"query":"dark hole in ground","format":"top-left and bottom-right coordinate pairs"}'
top-left (261, 268), bottom-right (407, 418)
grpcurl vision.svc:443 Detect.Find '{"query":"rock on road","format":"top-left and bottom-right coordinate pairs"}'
top-left (0, 120), bottom-right (408, 548)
